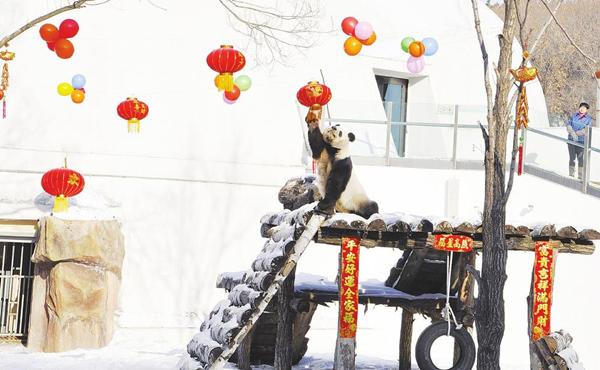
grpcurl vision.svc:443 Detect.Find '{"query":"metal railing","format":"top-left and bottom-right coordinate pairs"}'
top-left (321, 102), bottom-right (599, 197)
top-left (0, 239), bottom-right (35, 341)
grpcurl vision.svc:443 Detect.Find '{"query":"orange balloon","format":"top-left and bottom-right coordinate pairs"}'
top-left (409, 41), bottom-right (425, 58)
top-left (71, 90), bottom-right (85, 104)
top-left (360, 31), bottom-right (377, 46)
top-left (344, 36), bottom-right (362, 56)
top-left (55, 38), bottom-right (74, 59)
top-left (39, 24), bottom-right (60, 43)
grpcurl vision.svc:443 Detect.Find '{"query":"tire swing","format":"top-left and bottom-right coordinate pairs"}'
top-left (415, 235), bottom-right (476, 370)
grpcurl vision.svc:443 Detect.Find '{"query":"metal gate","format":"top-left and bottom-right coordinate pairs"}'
top-left (0, 238), bottom-right (35, 341)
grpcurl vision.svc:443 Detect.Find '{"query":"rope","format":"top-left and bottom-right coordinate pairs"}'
top-left (442, 251), bottom-right (462, 336)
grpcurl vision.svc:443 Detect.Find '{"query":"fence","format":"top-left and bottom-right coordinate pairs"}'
top-left (319, 102), bottom-right (599, 197)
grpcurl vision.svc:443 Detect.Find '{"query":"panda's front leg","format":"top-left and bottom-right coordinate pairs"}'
top-left (315, 160), bottom-right (351, 215)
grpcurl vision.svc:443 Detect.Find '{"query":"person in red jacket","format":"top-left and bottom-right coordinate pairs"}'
top-left (566, 102), bottom-right (593, 179)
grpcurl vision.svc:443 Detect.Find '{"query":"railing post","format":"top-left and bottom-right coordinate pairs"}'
top-left (452, 104), bottom-right (459, 170)
top-left (582, 125), bottom-right (592, 194)
top-left (385, 101), bottom-right (393, 166)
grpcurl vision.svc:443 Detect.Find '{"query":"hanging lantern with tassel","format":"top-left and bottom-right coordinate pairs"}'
top-left (117, 97), bottom-right (149, 133)
top-left (0, 44), bottom-right (15, 119)
top-left (297, 81), bottom-right (333, 174)
top-left (206, 45), bottom-right (246, 92)
top-left (510, 50), bottom-right (537, 130)
top-left (41, 159), bottom-right (85, 213)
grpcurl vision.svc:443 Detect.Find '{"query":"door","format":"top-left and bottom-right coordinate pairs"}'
top-left (376, 76), bottom-right (408, 156)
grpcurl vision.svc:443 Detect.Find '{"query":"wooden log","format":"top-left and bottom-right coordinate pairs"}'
top-left (223, 306), bottom-right (254, 326)
top-left (270, 224), bottom-right (297, 243)
top-left (228, 285), bottom-right (265, 308)
top-left (210, 322), bottom-right (240, 346)
top-left (274, 266), bottom-right (296, 370)
top-left (453, 221), bottom-right (475, 234)
top-left (350, 219), bottom-right (368, 230)
top-left (386, 219), bottom-right (410, 233)
top-left (399, 309), bottom-right (414, 370)
top-left (454, 251), bottom-right (476, 364)
top-left (245, 271), bottom-right (276, 291)
top-left (216, 274), bottom-right (243, 291)
top-left (578, 228), bottom-right (600, 240)
top-left (291, 303), bottom-right (318, 364)
top-left (187, 334), bottom-right (224, 366)
top-left (409, 219), bottom-right (433, 233)
top-left (516, 225), bottom-right (531, 236)
top-left (433, 220), bottom-right (453, 233)
top-left (235, 324), bottom-right (258, 369)
top-left (367, 217), bottom-right (387, 231)
top-left (252, 255), bottom-right (286, 273)
top-left (556, 226), bottom-right (578, 239)
top-left (531, 224), bottom-right (557, 238)
top-left (504, 224), bottom-right (517, 235)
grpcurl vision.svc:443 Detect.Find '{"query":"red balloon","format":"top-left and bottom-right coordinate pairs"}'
top-left (76, 88), bottom-right (86, 94)
top-left (59, 19), bottom-right (79, 39)
top-left (47, 41), bottom-right (57, 51)
top-left (224, 85), bottom-right (241, 101)
top-left (341, 17), bottom-right (358, 36)
top-left (39, 23), bottom-right (60, 42)
top-left (55, 38), bottom-right (74, 59)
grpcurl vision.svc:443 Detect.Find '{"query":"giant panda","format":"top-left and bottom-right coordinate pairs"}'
top-left (307, 118), bottom-right (379, 219)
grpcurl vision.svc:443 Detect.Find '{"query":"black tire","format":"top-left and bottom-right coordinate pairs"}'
top-left (415, 321), bottom-right (476, 370)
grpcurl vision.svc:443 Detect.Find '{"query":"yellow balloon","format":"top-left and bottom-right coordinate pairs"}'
top-left (57, 82), bottom-right (74, 96)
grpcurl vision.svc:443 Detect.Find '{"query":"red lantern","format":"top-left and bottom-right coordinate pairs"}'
top-left (41, 163), bottom-right (85, 213)
top-left (206, 45), bottom-right (246, 92)
top-left (296, 81), bottom-right (332, 108)
top-left (117, 97), bottom-right (149, 133)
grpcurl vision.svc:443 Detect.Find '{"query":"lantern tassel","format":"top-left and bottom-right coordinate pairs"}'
top-left (216, 73), bottom-right (234, 92)
top-left (128, 118), bottom-right (140, 133)
top-left (2, 97), bottom-right (5, 119)
top-left (518, 144), bottom-right (523, 176)
top-left (53, 195), bottom-right (69, 213)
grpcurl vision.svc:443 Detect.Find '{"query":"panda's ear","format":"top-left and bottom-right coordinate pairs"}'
top-left (348, 132), bottom-right (355, 142)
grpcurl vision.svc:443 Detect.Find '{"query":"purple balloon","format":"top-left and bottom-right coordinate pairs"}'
top-left (407, 56), bottom-right (425, 73)
top-left (223, 94), bottom-right (236, 105)
top-left (354, 21), bottom-right (373, 41)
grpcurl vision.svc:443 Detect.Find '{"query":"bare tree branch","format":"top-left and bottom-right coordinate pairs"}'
top-left (538, 0), bottom-right (598, 66)
top-left (0, 1), bottom-right (100, 48)
top-left (218, 0), bottom-right (334, 67)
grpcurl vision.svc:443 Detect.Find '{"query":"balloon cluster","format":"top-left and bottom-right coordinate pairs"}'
top-left (400, 37), bottom-right (438, 73)
top-left (57, 74), bottom-right (86, 104)
top-left (341, 17), bottom-right (376, 56)
top-left (221, 75), bottom-right (252, 105)
top-left (39, 19), bottom-right (79, 59)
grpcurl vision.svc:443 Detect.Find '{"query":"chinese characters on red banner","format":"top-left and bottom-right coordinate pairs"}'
top-left (433, 234), bottom-right (473, 252)
top-left (532, 241), bottom-right (554, 341)
top-left (339, 236), bottom-right (360, 338)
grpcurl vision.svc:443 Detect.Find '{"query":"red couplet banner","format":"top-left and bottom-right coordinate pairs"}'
top-left (532, 241), bottom-right (554, 341)
top-left (339, 236), bottom-right (360, 339)
top-left (433, 234), bottom-right (473, 252)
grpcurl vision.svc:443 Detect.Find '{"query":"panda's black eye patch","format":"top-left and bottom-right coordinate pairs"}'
top-left (338, 131), bottom-right (342, 137)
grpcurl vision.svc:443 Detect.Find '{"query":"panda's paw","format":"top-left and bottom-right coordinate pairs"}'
top-left (314, 203), bottom-right (335, 216)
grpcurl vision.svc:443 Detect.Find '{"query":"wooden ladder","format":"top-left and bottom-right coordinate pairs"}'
top-left (208, 214), bottom-right (326, 370)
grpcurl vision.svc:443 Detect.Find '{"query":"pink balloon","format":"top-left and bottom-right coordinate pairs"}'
top-left (407, 56), bottom-right (425, 73)
top-left (354, 21), bottom-right (373, 41)
top-left (223, 94), bottom-right (236, 105)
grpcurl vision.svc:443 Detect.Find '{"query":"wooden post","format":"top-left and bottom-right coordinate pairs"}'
top-left (527, 240), bottom-right (559, 370)
top-left (274, 266), bottom-right (296, 370)
top-left (399, 309), bottom-right (414, 370)
top-left (336, 236), bottom-right (361, 370)
top-left (236, 324), bottom-right (257, 369)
